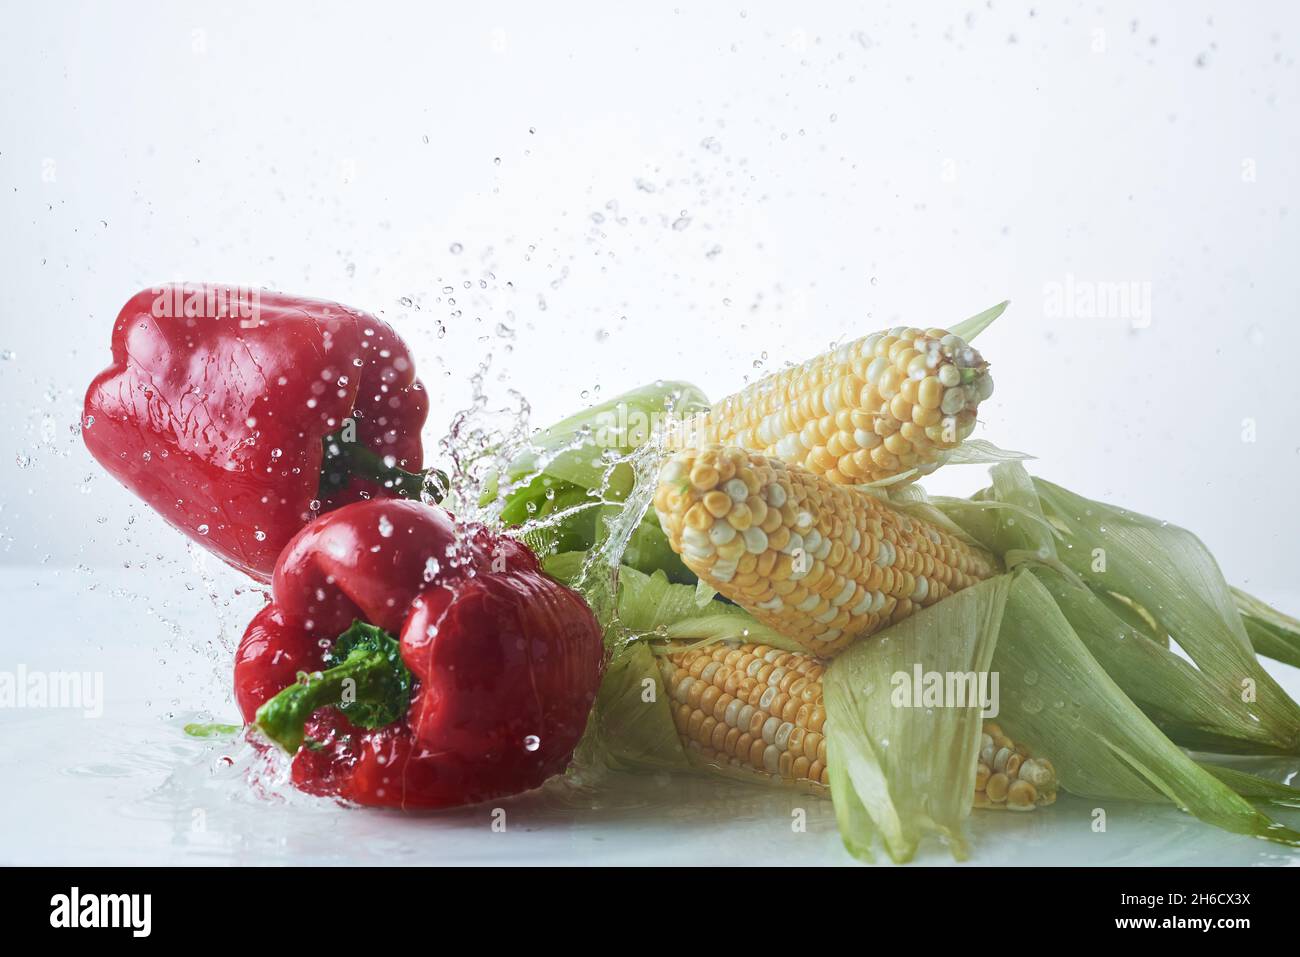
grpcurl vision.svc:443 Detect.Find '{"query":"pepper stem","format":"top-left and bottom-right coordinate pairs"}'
top-left (319, 433), bottom-right (449, 502)
top-left (254, 621), bottom-right (413, 753)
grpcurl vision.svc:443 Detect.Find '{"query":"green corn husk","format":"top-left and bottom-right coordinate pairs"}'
top-left (1036, 476), bottom-right (1300, 754)
top-left (548, 556), bottom-right (803, 655)
top-left (1095, 589), bottom-right (1169, 647)
top-left (823, 575), bottom-right (1010, 863)
top-left (991, 571), bottom-right (1300, 847)
top-left (1033, 568), bottom-right (1270, 755)
top-left (560, 460), bottom-right (1300, 862)
top-left (494, 380), bottom-right (708, 493)
top-left (564, 558), bottom-right (787, 774)
top-left (587, 639), bottom-right (691, 773)
top-left (1198, 763), bottom-right (1300, 808)
top-left (824, 565), bottom-right (1300, 863)
top-left (1234, 587), bottom-right (1300, 671)
top-left (528, 326), bottom-right (1300, 860)
top-left (931, 463), bottom-right (1300, 756)
top-left (950, 299), bottom-right (1010, 342)
top-left (489, 380), bottom-right (710, 581)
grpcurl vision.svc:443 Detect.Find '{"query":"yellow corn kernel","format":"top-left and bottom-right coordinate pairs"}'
top-left (661, 644), bottom-right (1057, 810)
top-left (975, 722), bottom-right (1058, 810)
top-left (670, 325), bottom-right (992, 486)
top-left (655, 446), bottom-right (998, 655)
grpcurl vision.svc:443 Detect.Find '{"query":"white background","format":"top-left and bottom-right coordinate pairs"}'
top-left (0, 1), bottom-right (1297, 864)
top-left (3, 0), bottom-right (1298, 588)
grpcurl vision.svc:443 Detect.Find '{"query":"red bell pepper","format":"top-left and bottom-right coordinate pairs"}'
top-left (234, 498), bottom-right (605, 809)
top-left (83, 283), bottom-right (441, 582)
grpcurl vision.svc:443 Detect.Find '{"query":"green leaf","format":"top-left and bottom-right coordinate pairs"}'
top-left (579, 560), bottom-right (814, 775)
top-left (823, 575), bottom-right (1012, 863)
top-left (860, 439), bottom-right (1032, 491)
top-left (501, 380), bottom-right (709, 490)
top-left (505, 477), bottom-right (603, 558)
top-left (936, 463), bottom-right (1300, 755)
top-left (491, 382), bottom-right (704, 583)
top-left (611, 565), bottom-right (801, 648)
top-left (1198, 763), bottom-right (1300, 808)
top-left (183, 722), bottom-right (241, 738)
top-left (1030, 474), bottom-right (1300, 754)
top-left (541, 550), bottom-right (588, 586)
top-left (1032, 568), bottom-right (1282, 754)
top-left (992, 571), bottom-right (1299, 846)
top-left (961, 461), bottom-right (1062, 560)
top-left (693, 578), bottom-right (718, 607)
top-left (587, 640), bottom-right (692, 773)
top-left (949, 300), bottom-right (1009, 342)
top-left (615, 510), bottom-right (695, 583)
top-left (1233, 587), bottom-right (1300, 671)
top-left (934, 439), bottom-right (1033, 468)
top-left (616, 565), bottom-right (717, 633)
top-left (1093, 589), bottom-right (1168, 647)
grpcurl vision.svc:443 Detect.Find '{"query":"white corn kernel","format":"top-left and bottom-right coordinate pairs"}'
top-left (709, 522), bottom-right (737, 545)
top-left (742, 526), bottom-right (769, 554)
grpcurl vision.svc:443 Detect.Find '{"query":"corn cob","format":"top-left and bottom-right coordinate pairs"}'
top-left (670, 326), bottom-right (992, 486)
top-left (660, 643), bottom-right (1057, 810)
top-left (653, 445), bottom-right (998, 655)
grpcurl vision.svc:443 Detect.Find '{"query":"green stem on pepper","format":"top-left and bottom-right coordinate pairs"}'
top-left (319, 432), bottom-right (449, 502)
top-left (254, 620), bottom-right (414, 753)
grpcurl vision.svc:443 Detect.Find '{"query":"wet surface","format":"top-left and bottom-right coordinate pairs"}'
top-left (3, 567), bottom-right (1298, 866)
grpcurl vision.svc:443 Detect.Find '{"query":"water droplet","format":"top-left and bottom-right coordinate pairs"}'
top-left (449, 242), bottom-right (463, 254)
top-left (523, 734), bottom-right (541, 752)
top-left (197, 524), bottom-right (210, 535)
top-left (377, 516), bottom-right (394, 538)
